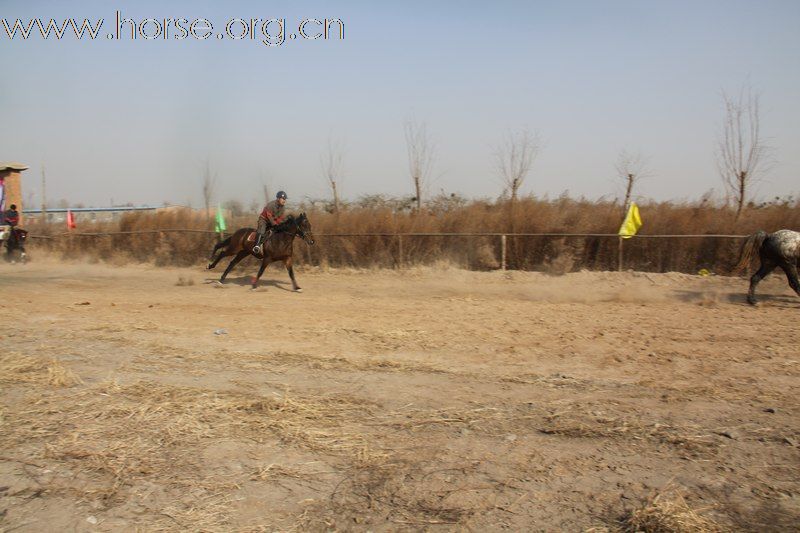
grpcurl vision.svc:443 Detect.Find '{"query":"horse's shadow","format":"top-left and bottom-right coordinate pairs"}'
top-left (204, 276), bottom-right (294, 291)
top-left (672, 289), bottom-right (799, 308)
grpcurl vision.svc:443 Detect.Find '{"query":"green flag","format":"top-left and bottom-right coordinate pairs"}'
top-left (215, 204), bottom-right (227, 232)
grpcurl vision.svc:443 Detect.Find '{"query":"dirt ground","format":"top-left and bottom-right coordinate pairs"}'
top-left (1, 258), bottom-right (798, 532)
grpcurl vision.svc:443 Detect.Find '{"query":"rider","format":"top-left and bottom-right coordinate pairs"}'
top-left (3, 204), bottom-right (19, 246)
top-left (253, 191), bottom-right (288, 255)
top-left (4, 204), bottom-right (19, 228)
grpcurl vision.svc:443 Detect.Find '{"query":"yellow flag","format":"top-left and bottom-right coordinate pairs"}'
top-left (618, 202), bottom-right (642, 239)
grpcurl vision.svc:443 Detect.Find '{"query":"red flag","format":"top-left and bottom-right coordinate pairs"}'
top-left (66, 210), bottom-right (77, 230)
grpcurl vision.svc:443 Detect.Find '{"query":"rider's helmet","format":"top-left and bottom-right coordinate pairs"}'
top-left (276, 191), bottom-right (287, 200)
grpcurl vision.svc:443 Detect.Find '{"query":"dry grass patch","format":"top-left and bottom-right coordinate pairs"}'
top-left (47, 358), bottom-right (83, 387)
top-left (0, 353), bottom-right (82, 387)
top-left (1, 378), bottom-right (385, 529)
top-left (621, 488), bottom-right (728, 532)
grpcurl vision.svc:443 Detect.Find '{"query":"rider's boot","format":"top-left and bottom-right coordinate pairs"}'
top-left (253, 231), bottom-right (265, 255)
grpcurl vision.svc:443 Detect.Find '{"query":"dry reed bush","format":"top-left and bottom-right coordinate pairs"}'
top-left (621, 488), bottom-right (727, 533)
top-left (25, 196), bottom-right (800, 272)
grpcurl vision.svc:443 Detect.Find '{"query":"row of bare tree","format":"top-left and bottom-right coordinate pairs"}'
top-left (202, 85), bottom-right (769, 221)
top-left (616, 86), bottom-right (768, 220)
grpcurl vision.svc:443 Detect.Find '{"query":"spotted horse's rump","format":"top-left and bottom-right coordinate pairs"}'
top-left (733, 229), bottom-right (800, 305)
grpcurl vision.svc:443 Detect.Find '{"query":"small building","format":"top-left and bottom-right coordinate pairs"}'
top-left (0, 161), bottom-right (28, 224)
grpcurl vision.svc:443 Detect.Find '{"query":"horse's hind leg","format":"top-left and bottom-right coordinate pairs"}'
top-left (748, 258), bottom-right (777, 305)
top-left (220, 251), bottom-right (248, 283)
top-left (284, 257), bottom-right (301, 292)
top-left (779, 261), bottom-right (800, 298)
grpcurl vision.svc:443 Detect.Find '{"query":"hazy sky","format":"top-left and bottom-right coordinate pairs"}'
top-left (2, 0), bottom-right (799, 208)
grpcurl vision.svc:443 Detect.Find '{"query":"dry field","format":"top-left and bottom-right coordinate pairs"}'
top-left (1, 258), bottom-right (798, 532)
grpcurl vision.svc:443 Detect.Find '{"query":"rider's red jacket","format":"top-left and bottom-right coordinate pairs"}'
top-left (259, 200), bottom-right (287, 226)
top-left (4, 209), bottom-right (19, 226)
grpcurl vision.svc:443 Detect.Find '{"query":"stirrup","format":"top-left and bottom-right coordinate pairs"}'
top-left (253, 244), bottom-right (262, 255)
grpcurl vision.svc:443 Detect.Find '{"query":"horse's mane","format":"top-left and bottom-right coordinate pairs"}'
top-left (273, 215), bottom-right (297, 233)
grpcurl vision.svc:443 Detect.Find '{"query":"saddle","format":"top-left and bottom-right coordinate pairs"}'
top-left (246, 231), bottom-right (256, 243)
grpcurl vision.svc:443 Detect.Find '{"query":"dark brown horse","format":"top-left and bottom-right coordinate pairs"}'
top-left (206, 213), bottom-right (315, 290)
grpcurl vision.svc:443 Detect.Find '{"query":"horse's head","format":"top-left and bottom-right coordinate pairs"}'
top-left (294, 212), bottom-right (315, 245)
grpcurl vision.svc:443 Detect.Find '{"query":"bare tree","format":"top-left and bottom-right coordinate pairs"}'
top-left (404, 118), bottom-right (435, 210)
top-left (222, 199), bottom-right (244, 217)
top-left (248, 198), bottom-right (260, 214)
top-left (716, 87), bottom-right (769, 220)
top-left (321, 136), bottom-right (344, 213)
top-left (258, 170), bottom-right (271, 208)
top-left (41, 163), bottom-right (47, 218)
top-left (201, 160), bottom-right (217, 224)
top-left (495, 129), bottom-right (540, 203)
top-left (615, 149), bottom-right (650, 214)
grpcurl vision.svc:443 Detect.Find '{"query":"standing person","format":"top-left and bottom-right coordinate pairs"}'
top-left (253, 191), bottom-right (288, 255)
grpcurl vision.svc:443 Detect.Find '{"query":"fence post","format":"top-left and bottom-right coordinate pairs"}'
top-left (397, 234), bottom-right (403, 269)
top-left (618, 236), bottom-right (623, 272)
top-left (501, 234), bottom-right (507, 271)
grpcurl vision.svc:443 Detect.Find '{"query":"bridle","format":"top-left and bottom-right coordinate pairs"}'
top-left (271, 216), bottom-right (313, 245)
top-left (292, 217), bottom-right (314, 245)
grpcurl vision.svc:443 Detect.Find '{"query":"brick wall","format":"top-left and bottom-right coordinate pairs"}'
top-left (0, 170), bottom-right (23, 224)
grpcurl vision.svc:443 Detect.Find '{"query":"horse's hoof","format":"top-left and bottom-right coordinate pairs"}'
top-left (206, 263), bottom-right (213, 270)
top-left (294, 288), bottom-right (303, 293)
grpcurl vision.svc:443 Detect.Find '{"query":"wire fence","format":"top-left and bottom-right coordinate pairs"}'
top-left (23, 229), bottom-right (749, 272)
top-left (27, 229), bottom-right (748, 238)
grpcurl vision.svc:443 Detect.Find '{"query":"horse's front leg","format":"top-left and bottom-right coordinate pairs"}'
top-left (780, 261), bottom-right (800, 297)
top-left (284, 257), bottom-right (301, 292)
top-left (252, 258), bottom-right (269, 289)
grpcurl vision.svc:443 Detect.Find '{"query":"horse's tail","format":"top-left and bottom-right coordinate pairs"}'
top-left (208, 236), bottom-right (232, 265)
top-left (732, 230), bottom-right (768, 275)
top-left (213, 236), bottom-right (231, 253)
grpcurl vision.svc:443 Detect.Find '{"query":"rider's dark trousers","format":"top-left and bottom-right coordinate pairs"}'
top-left (256, 219), bottom-right (272, 246)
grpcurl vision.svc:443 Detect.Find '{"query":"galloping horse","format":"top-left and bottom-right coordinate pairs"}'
top-left (734, 229), bottom-right (800, 305)
top-left (207, 213), bottom-right (315, 290)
